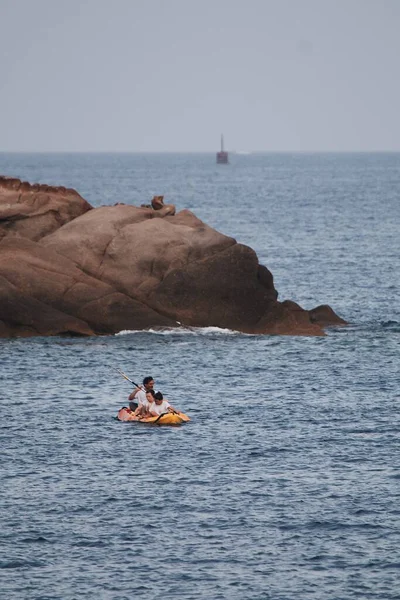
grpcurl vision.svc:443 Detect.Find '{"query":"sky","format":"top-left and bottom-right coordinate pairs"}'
top-left (1, 0), bottom-right (400, 152)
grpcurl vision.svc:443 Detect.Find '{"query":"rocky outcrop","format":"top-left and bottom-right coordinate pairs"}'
top-left (0, 176), bottom-right (346, 337)
top-left (0, 176), bottom-right (92, 242)
top-left (309, 304), bottom-right (347, 327)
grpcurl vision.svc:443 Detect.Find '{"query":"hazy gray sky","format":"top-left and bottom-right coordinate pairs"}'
top-left (1, 0), bottom-right (399, 152)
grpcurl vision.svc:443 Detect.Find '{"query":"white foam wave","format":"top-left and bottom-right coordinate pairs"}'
top-left (115, 326), bottom-right (243, 337)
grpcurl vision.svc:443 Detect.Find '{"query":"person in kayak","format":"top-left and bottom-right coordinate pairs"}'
top-left (128, 376), bottom-right (155, 411)
top-left (152, 391), bottom-right (177, 416)
top-left (134, 390), bottom-right (159, 419)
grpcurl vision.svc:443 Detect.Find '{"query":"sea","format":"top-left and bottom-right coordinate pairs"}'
top-left (0, 152), bottom-right (399, 600)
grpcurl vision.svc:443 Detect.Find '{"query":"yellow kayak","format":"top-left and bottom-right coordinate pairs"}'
top-left (117, 407), bottom-right (190, 426)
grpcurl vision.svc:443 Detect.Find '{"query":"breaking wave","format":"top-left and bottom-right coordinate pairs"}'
top-left (115, 326), bottom-right (246, 337)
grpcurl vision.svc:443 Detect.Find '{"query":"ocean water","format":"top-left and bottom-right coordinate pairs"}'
top-left (0, 152), bottom-right (399, 599)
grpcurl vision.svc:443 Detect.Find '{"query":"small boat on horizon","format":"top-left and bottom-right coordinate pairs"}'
top-left (216, 134), bottom-right (229, 164)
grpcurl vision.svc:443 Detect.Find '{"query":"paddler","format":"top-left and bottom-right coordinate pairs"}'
top-left (128, 376), bottom-right (155, 411)
top-left (134, 389), bottom-right (158, 419)
top-left (152, 391), bottom-right (178, 416)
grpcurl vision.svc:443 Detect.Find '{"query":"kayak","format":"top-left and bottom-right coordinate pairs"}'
top-left (117, 407), bottom-right (190, 425)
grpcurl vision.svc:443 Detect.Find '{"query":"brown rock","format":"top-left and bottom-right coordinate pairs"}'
top-left (151, 195), bottom-right (175, 216)
top-left (0, 274), bottom-right (94, 337)
top-left (0, 176), bottom-right (347, 337)
top-left (0, 237), bottom-right (176, 337)
top-left (0, 175), bottom-right (92, 242)
top-left (309, 304), bottom-right (347, 327)
top-left (256, 300), bottom-right (326, 336)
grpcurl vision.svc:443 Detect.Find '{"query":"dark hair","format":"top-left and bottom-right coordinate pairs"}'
top-left (143, 376), bottom-right (154, 386)
top-left (154, 391), bottom-right (163, 401)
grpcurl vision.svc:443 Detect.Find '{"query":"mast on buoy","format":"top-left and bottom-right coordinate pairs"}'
top-left (216, 134), bottom-right (229, 164)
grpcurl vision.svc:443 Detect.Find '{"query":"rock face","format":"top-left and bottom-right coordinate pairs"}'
top-left (0, 176), bottom-right (92, 241)
top-left (0, 176), bottom-right (346, 338)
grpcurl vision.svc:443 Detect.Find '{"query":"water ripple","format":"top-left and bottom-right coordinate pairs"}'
top-left (1, 152), bottom-right (399, 599)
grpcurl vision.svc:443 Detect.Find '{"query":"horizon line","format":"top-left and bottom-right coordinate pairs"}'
top-left (1, 149), bottom-right (400, 154)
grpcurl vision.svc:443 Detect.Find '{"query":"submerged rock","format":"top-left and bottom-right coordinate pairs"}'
top-left (0, 175), bottom-right (346, 338)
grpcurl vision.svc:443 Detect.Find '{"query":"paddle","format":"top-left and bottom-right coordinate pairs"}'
top-left (114, 368), bottom-right (140, 389)
top-left (165, 407), bottom-right (190, 422)
top-left (173, 411), bottom-right (190, 422)
top-left (114, 368), bottom-right (143, 412)
top-left (153, 412), bottom-right (171, 425)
